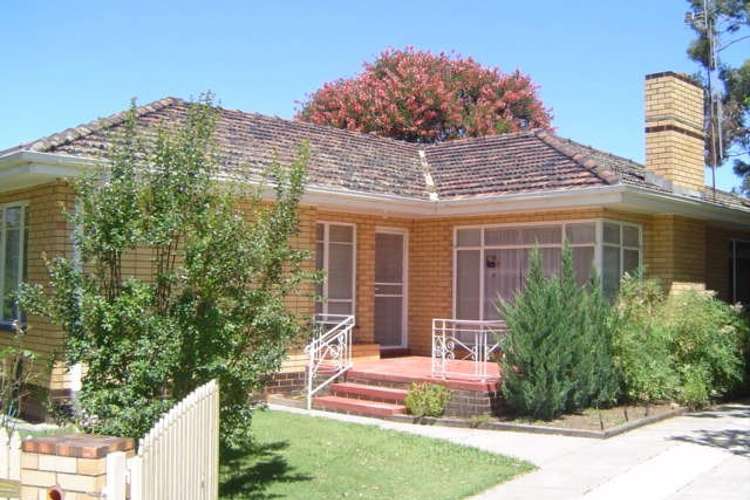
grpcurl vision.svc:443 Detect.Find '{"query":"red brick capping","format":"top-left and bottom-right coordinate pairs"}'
top-left (22, 434), bottom-right (135, 458)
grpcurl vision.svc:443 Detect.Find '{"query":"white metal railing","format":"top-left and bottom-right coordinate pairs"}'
top-left (431, 319), bottom-right (506, 381)
top-left (304, 314), bottom-right (355, 409)
top-left (105, 379), bottom-right (220, 500)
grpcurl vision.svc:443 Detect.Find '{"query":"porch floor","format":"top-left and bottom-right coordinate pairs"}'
top-left (349, 356), bottom-right (501, 393)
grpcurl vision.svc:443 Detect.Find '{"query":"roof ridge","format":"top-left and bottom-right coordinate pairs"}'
top-left (556, 136), bottom-right (645, 169)
top-left (20, 97), bottom-right (183, 154)
top-left (533, 130), bottom-right (620, 185)
top-left (417, 149), bottom-right (438, 201)
top-left (424, 129), bottom-right (539, 149)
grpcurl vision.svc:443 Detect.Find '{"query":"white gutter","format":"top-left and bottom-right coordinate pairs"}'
top-left (2, 151), bottom-right (749, 228)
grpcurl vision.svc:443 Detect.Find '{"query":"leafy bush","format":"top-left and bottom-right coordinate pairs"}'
top-left (614, 273), bottom-right (749, 408)
top-left (663, 290), bottom-right (749, 407)
top-left (500, 247), bottom-right (620, 420)
top-left (613, 274), bottom-right (680, 403)
top-left (404, 383), bottom-right (451, 417)
top-left (18, 96), bottom-right (316, 449)
top-left (0, 322), bottom-right (39, 432)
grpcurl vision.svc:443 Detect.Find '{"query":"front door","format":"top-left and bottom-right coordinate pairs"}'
top-left (374, 230), bottom-right (407, 348)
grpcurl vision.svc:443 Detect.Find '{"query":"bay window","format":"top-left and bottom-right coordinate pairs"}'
top-left (454, 220), bottom-right (641, 320)
top-left (315, 222), bottom-right (356, 315)
top-left (0, 204), bottom-right (27, 325)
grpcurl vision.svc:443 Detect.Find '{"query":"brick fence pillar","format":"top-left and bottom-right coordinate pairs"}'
top-left (21, 434), bottom-right (134, 499)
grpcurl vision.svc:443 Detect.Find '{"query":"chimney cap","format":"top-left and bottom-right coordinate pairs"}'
top-left (645, 71), bottom-right (702, 88)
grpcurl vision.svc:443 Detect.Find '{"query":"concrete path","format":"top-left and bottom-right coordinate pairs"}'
top-left (269, 401), bottom-right (750, 499)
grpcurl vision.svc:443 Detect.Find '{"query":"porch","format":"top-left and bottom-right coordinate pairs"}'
top-left (305, 315), bottom-right (505, 417)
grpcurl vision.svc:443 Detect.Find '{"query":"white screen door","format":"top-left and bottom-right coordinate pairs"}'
top-left (374, 230), bottom-right (407, 348)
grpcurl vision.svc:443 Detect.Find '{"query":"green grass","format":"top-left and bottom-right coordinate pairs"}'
top-left (220, 410), bottom-right (533, 499)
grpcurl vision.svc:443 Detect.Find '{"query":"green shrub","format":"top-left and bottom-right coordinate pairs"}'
top-left (663, 290), bottom-right (749, 405)
top-left (613, 274), bottom-right (680, 403)
top-left (500, 247), bottom-right (620, 420)
top-left (404, 383), bottom-right (451, 417)
top-left (614, 273), bottom-right (750, 408)
top-left (679, 365), bottom-right (711, 408)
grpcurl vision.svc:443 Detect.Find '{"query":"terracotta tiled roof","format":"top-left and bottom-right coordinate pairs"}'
top-left (423, 131), bottom-right (616, 200)
top-left (19, 97), bottom-right (428, 199)
top-left (559, 137), bottom-right (750, 211)
top-left (5, 97), bottom-right (750, 212)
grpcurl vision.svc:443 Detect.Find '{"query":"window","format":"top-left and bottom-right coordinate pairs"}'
top-left (0, 204), bottom-right (27, 324)
top-left (315, 222), bottom-right (356, 315)
top-left (601, 222), bottom-right (642, 298)
top-left (730, 240), bottom-right (750, 305)
top-left (454, 220), bottom-right (641, 320)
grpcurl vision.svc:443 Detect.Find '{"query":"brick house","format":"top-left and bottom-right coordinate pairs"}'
top-left (1, 71), bottom-right (749, 414)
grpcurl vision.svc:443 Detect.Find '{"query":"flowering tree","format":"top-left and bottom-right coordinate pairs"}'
top-left (297, 48), bottom-right (552, 142)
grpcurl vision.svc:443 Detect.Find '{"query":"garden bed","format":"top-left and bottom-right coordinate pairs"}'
top-left (388, 403), bottom-right (686, 439)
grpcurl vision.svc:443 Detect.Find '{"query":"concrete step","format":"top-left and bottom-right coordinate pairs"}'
top-left (313, 395), bottom-right (406, 417)
top-left (330, 382), bottom-right (407, 404)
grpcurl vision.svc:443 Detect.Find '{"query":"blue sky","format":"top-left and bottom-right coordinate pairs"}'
top-left (2, 1), bottom-right (747, 190)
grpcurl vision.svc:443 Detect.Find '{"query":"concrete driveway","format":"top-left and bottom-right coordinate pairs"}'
top-left (270, 401), bottom-right (750, 499)
top-left (474, 402), bottom-right (750, 499)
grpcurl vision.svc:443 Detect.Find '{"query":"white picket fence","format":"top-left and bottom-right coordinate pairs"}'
top-left (106, 379), bottom-right (220, 500)
top-left (0, 428), bottom-right (21, 499)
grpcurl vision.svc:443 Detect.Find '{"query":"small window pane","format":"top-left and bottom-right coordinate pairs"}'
top-left (623, 226), bottom-right (640, 247)
top-left (602, 246), bottom-right (621, 297)
top-left (484, 228), bottom-right (520, 246)
top-left (520, 226), bottom-right (561, 245)
top-left (329, 225), bottom-right (353, 243)
top-left (315, 242), bottom-right (324, 297)
top-left (540, 247), bottom-right (562, 277)
top-left (565, 223), bottom-right (595, 244)
top-left (623, 249), bottom-right (640, 275)
top-left (456, 250), bottom-right (480, 320)
top-left (315, 223), bottom-right (324, 241)
top-left (2, 208), bottom-right (23, 320)
top-left (572, 246), bottom-right (595, 285)
top-left (457, 228), bottom-right (481, 247)
top-left (327, 243), bottom-right (353, 299)
top-left (4, 207), bottom-right (21, 229)
top-left (603, 223), bottom-right (621, 244)
top-left (375, 233), bottom-right (403, 283)
top-left (327, 301), bottom-right (353, 315)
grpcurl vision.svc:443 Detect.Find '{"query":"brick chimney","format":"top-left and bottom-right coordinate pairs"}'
top-left (644, 72), bottom-right (706, 192)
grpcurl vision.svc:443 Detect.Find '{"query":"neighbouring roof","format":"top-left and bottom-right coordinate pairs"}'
top-left (3, 97), bottom-right (750, 212)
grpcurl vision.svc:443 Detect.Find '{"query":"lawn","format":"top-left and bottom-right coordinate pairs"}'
top-left (220, 410), bottom-right (532, 499)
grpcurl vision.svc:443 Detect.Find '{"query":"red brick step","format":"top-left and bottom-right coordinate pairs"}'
top-left (313, 395), bottom-right (406, 417)
top-left (330, 382), bottom-right (407, 404)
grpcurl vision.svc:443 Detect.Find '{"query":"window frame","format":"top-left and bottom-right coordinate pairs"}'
top-left (0, 201), bottom-right (28, 327)
top-left (315, 221), bottom-right (357, 317)
top-left (452, 219), bottom-right (642, 320)
top-left (730, 238), bottom-right (750, 304)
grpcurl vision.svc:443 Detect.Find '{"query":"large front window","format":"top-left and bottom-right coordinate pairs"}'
top-left (0, 204), bottom-right (27, 325)
top-left (454, 220), bottom-right (641, 320)
top-left (315, 222), bottom-right (356, 315)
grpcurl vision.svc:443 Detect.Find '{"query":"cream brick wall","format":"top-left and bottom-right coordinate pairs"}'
top-left (8, 180), bottom-right (738, 390)
top-left (0, 181), bottom-right (75, 394)
top-left (645, 73), bottom-right (706, 192)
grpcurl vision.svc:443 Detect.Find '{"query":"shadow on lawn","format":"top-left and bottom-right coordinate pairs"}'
top-left (220, 440), bottom-right (312, 499)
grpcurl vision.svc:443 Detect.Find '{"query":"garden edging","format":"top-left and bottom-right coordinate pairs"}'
top-left (385, 406), bottom-right (687, 439)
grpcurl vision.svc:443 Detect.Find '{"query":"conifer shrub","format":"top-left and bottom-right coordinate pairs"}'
top-left (499, 247), bottom-right (620, 420)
